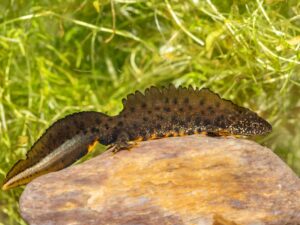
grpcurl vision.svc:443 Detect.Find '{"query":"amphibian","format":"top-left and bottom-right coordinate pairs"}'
top-left (2, 85), bottom-right (272, 190)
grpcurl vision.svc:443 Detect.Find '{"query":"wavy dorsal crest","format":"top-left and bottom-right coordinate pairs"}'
top-left (120, 85), bottom-right (272, 136)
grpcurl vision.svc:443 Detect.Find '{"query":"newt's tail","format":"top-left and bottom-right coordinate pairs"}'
top-left (2, 111), bottom-right (108, 190)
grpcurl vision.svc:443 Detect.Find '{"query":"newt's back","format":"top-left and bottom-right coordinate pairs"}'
top-left (116, 85), bottom-right (271, 141)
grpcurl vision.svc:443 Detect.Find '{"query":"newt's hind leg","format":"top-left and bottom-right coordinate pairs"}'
top-left (206, 132), bottom-right (221, 137)
top-left (107, 131), bottom-right (136, 153)
top-left (206, 130), bottom-right (230, 138)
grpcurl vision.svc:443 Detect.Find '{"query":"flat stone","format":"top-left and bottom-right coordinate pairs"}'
top-left (19, 135), bottom-right (300, 225)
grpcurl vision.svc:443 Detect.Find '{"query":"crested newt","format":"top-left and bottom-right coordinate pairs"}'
top-left (1, 85), bottom-right (272, 190)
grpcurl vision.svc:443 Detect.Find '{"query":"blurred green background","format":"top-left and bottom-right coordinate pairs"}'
top-left (0, 0), bottom-right (299, 224)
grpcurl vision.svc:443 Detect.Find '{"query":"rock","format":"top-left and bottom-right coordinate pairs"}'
top-left (19, 135), bottom-right (300, 225)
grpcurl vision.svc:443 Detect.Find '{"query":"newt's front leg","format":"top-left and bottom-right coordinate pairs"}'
top-left (107, 131), bottom-right (136, 153)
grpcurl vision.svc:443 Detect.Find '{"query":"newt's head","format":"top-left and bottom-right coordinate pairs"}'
top-left (227, 108), bottom-right (272, 136)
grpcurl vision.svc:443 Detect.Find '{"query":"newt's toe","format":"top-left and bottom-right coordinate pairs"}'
top-left (108, 141), bottom-right (136, 153)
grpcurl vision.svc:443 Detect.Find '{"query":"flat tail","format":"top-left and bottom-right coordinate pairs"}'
top-left (2, 111), bottom-right (107, 190)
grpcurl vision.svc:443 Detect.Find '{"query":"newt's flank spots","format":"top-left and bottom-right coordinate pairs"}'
top-left (184, 97), bottom-right (189, 104)
top-left (154, 106), bottom-right (160, 111)
top-left (173, 98), bottom-right (178, 105)
top-left (2, 85), bottom-right (272, 190)
top-left (164, 97), bottom-right (169, 104)
top-left (164, 107), bottom-right (171, 112)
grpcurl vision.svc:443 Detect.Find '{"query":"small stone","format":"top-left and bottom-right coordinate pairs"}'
top-left (20, 136), bottom-right (300, 225)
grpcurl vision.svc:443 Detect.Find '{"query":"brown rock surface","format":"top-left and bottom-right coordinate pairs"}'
top-left (20, 135), bottom-right (300, 225)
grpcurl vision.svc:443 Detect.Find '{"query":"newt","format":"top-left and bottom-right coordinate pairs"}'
top-left (1, 85), bottom-right (272, 190)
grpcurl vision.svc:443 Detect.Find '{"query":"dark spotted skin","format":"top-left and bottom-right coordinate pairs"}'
top-left (111, 85), bottom-right (272, 149)
top-left (2, 85), bottom-right (272, 190)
